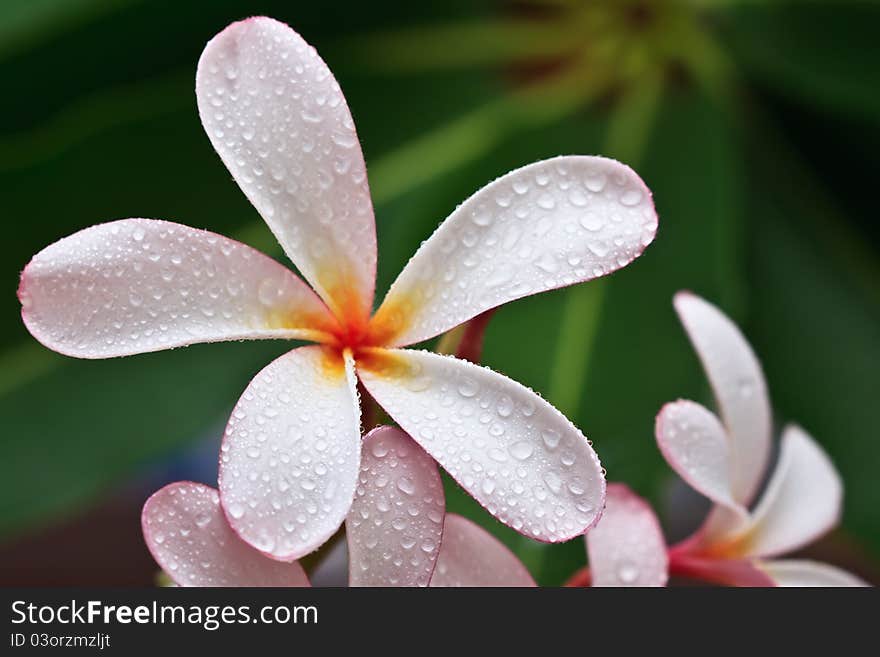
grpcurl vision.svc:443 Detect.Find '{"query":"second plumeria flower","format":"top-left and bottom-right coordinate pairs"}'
top-left (656, 293), bottom-right (866, 586)
top-left (19, 17), bottom-right (657, 560)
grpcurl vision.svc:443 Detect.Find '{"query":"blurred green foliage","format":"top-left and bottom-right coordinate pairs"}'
top-left (1, 0), bottom-right (878, 584)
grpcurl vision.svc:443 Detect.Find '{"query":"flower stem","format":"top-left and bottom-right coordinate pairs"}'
top-left (435, 309), bottom-right (496, 364)
top-left (547, 283), bottom-right (606, 417)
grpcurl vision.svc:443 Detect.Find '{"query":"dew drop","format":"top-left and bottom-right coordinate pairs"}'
top-left (579, 214), bottom-right (604, 232)
top-left (397, 477), bottom-right (415, 496)
top-left (509, 441), bottom-right (534, 461)
top-left (536, 194), bottom-right (556, 210)
top-left (620, 188), bottom-right (643, 207)
top-left (258, 278), bottom-right (280, 305)
top-left (497, 395), bottom-right (514, 417)
top-left (584, 171), bottom-right (607, 192)
top-left (543, 471), bottom-right (563, 494)
top-left (472, 212), bottom-right (492, 227)
top-left (542, 429), bottom-right (561, 450)
top-left (457, 378), bottom-right (478, 398)
top-left (618, 562), bottom-right (639, 584)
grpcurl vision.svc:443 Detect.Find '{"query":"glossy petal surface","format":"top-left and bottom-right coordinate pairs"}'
top-left (346, 426), bottom-right (445, 587)
top-left (371, 156), bottom-right (657, 346)
top-left (430, 514), bottom-right (535, 587)
top-left (655, 400), bottom-right (744, 512)
top-left (197, 17), bottom-right (376, 325)
top-left (741, 426), bottom-right (842, 558)
top-left (358, 348), bottom-right (605, 541)
top-left (219, 346), bottom-right (361, 561)
top-left (142, 482), bottom-right (309, 586)
top-left (19, 219), bottom-right (336, 358)
top-left (674, 292), bottom-right (772, 503)
top-left (757, 560), bottom-right (868, 587)
top-left (586, 484), bottom-right (668, 587)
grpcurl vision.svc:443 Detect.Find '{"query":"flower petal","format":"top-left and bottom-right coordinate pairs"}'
top-left (19, 219), bottom-right (338, 358)
top-left (369, 156), bottom-right (657, 347)
top-left (738, 425), bottom-right (842, 558)
top-left (197, 17), bottom-right (377, 327)
top-left (655, 400), bottom-right (746, 514)
top-left (669, 553), bottom-right (775, 587)
top-left (142, 482), bottom-right (309, 586)
top-left (429, 514), bottom-right (535, 587)
top-left (346, 426), bottom-right (445, 587)
top-left (755, 560), bottom-right (868, 587)
top-left (586, 484), bottom-right (668, 587)
top-left (673, 292), bottom-right (772, 504)
top-left (218, 345), bottom-right (361, 561)
top-left (357, 348), bottom-right (605, 541)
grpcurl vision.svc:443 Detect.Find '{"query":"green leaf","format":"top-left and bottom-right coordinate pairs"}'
top-left (743, 132), bottom-right (880, 556)
top-left (338, 18), bottom-right (583, 73)
top-left (0, 340), bottom-right (290, 537)
top-left (0, 0), bottom-right (138, 60)
top-left (750, 214), bottom-right (880, 555)
top-left (548, 71), bottom-right (665, 421)
top-left (719, 3), bottom-right (880, 121)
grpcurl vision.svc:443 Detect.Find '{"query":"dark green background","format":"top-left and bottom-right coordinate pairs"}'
top-left (1, 0), bottom-right (877, 585)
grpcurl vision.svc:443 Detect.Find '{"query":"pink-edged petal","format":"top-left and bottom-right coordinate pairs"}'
top-left (755, 560), bottom-right (869, 587)
top-left (218, 345), bottom-right (361, 561)
top-left (430, 514), bottom-right (535, 587)
top-left (697, 505), bottom-right (752, 549)
top-left (737, 425), bottom-right (842, 558)
top-left (142, 482), bottom-right (310, 587)
top-left (655, 400), bottom-right (747, 514)
top-left (357, 348), bottom-right (605, 542)
top-left (586, 484), bottom-right (668, 587)
top-left (669, 553), bottom-right (775, 587)
top-left (197, 17), bottom-right (376, 326)
top-left (673, 292), bottom-right (772, 504)
top-left (19, 219), bottom-right (338, 358)
top-left (369, 156), bottom-right (657, 347)
top-left (346, 426), bottom-right (445, 587)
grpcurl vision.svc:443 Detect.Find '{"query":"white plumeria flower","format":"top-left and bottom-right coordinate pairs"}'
top-left (143, 427), bottom-right (531, 587)
top-left (19, 16), bottom-right (658, 562)
top-left (654, 292), bottom-right (867, 587)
